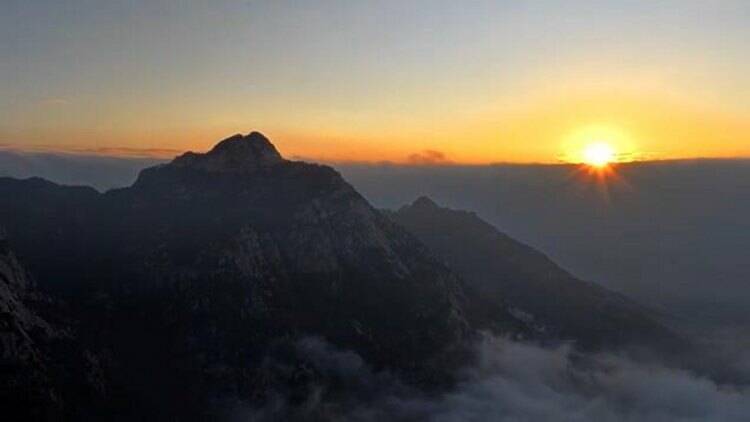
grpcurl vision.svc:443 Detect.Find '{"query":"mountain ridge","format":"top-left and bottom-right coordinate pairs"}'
top-left (170, 132), bottom-right (284, 173)
top-left (0, 132), bottom-right (692, 418)
top-left (388, 195), bottom-right (686, 354)
top-left (0, 132), bottom-right (479, 417)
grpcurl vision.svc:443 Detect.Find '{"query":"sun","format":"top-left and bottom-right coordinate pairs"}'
top-left (582, 142), bottom-right (615, 167)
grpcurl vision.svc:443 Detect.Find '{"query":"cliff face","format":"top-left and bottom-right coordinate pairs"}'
top-left (0, 231), bottom-right (58, 418)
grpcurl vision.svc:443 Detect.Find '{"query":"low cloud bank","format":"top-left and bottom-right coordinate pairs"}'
top-left (233, 335), bottom-right (750, 422)
top-left (0, 150), bottom-right (164, 190)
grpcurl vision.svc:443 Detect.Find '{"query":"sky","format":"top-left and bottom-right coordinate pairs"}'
top-left (2, 0), bottom-right (749, 164)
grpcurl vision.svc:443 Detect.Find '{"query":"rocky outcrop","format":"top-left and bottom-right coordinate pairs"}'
top-left (0, 230), bottom-right (58, 418)
top-left (170, 132), bottom-right (283, 173)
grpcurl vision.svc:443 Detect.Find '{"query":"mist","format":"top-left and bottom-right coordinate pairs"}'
top-left (0, 150), bottom-right (165, 191)
top-left (234, 335), bottom-right (750, 422)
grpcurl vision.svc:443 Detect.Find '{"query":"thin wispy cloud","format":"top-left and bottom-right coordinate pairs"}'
top-left (407, 150), bottom-right (453, 166)
top-left (0, 143), bottom-right (181, 159)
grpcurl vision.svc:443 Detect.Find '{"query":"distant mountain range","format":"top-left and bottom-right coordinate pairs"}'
top-left (0, 132), bottom-right (689, 419)
top-left (339, 159), bottom-right (750, 334)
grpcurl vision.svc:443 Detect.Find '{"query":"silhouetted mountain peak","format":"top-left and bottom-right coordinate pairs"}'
top-left (408, 195), bottom-right (440, 211)
top-left (171, 131), bottom-right (283, 172)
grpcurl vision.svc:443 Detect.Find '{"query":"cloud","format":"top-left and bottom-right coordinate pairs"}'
top-left (0, 144), bottom-right (180, 159)
top-left (65, 146), bottom-right (178, 158)
top-left (67, 146), bottom-right (182, 158)
top-left (407, 150), bottom-right (453, 165)
top-left (232, 335), bottom-right (750, 422)
top-left (0, 150), bottom-right (165, 191)
top-left (410, 336), bottom-right (750, 422)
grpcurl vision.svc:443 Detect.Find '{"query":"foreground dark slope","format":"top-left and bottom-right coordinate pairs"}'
top-left (0, 232), bottom-right (101, 420)
top-left (0, 232), bottom-right (58, 417)
top-left (389, 197), bottom-right (685, 354)
top-left (0, 133), bottom-right (475, 417)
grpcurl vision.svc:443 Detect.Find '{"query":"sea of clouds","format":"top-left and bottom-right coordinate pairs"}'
top-left (230, 335), bottom-right (750, 422)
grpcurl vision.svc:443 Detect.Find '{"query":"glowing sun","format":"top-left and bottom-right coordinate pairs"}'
top-left (582, 142), bottom-right (616, 167)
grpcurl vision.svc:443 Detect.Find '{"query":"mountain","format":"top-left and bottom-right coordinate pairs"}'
top-left (338, 160), bottom-right (750, 342)
top-left (0, 132), bottom-right (692, 418)
top-left (388, 196), bottom-right (684, 354)
top-left (0, 132), bottom-right (476, 417)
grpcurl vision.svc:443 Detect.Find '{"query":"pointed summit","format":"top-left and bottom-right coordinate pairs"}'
top-left (172, 131), bottom-right (283, 172)
top-left (410, 195), bottom-right (440, 210)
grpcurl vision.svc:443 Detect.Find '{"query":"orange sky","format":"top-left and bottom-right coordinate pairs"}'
top-left (8, 88), bottom-right (747, 165)
top-left (2, 1), bottom-right (749, 164)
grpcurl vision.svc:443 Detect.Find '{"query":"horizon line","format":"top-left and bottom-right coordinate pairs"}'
top-left (2, 143), bottom-right (750, 167)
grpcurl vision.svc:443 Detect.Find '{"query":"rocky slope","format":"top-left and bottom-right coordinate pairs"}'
top-left (0, 230), bottom-right (58, 418)
top-left (0, 231), bottom-right (108, 420)
top-left (388, 197), bottom-right (685, 354)
top-left (0, 133), bottom-right (479, 418)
